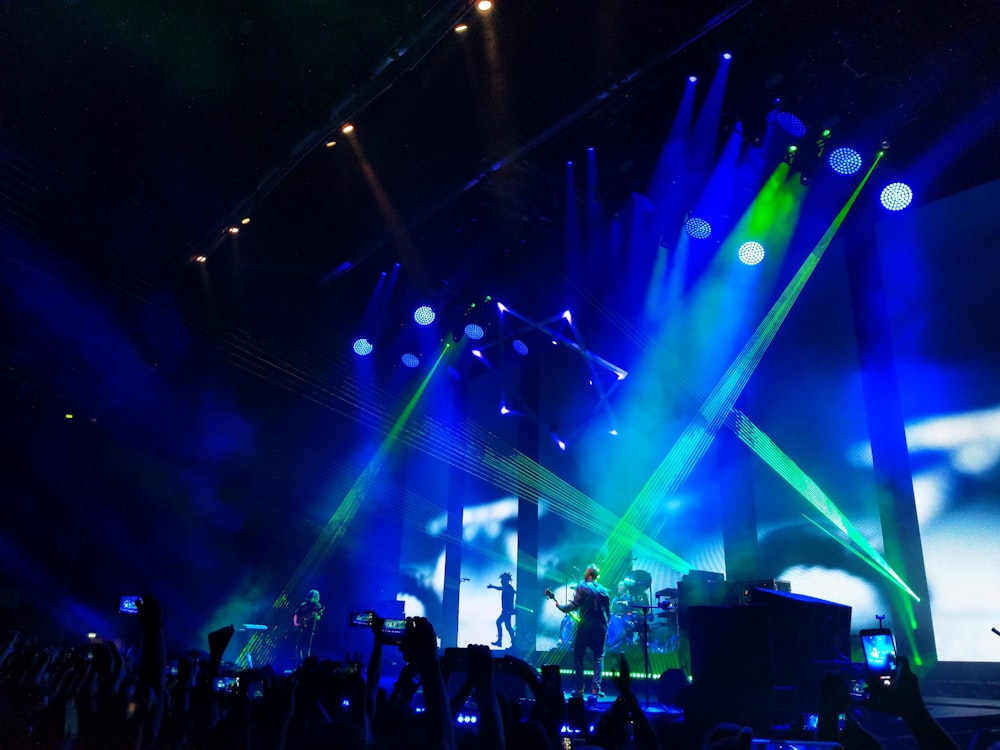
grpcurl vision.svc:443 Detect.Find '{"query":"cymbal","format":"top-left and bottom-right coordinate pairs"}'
top-left (623, 570), bottom-right (651, 591)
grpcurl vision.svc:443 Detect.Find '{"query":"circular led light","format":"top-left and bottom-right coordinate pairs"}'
top-left (828, 147), bottom-right (862, 175)
top-left (738, 241), bottom-right (766, 266)
top-left (880, 182), bottom-right (913, 211)
top-left (684, 217), bottom-right (712, 239)
top-left (413, 306), bottom-right (435, 325)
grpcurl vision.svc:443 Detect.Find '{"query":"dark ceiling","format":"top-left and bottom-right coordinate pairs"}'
top-left (5, 0), bottom-right (998, 329)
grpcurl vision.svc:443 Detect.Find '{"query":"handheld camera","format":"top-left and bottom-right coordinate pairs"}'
top-left (349, 612), bottom-right (407, 644)
top-left (859, 627), bottom-right (897, 685)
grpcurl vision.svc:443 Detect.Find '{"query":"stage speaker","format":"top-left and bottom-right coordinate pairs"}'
top-left (688, 590), bottom-right (851, 692)
top-left (688, 605), bottom-right (774, 688)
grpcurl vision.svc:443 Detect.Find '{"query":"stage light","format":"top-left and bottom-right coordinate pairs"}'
top-left (465, 323), bottom-right (485, 340)
top-left (828, 147), bottom-right (862, 175)
top-left (722, 52), bottom-right (732, 60)
top-left (684, 217), bottom-right (712, 239)
top-left (192, 255), bottom-right (207, 263)
top-left (227, 226), bottom-right (239, 234)
top-left (341, 123), bottom-right (355, 135)
top-left (471, 349), bottom-right (484, 359)
top-left (477, 0), bottom-right (492, 11)
top-left (414, 306), bottom-right (436, 325)
top-left (688, 75), bottom-right (697, 83)
top-left (738, 241), bottom-right (766, 265)
top-left (401, 353), bottom-right (420, 368)
top-left (240, 217), bottom-right (251, 225)
top-left (562, 309), bottom-right (572, 324)
top-left (353, 338), bottom-right (374, 356)
top-left (512, 339), bottom-right (528, 355)
top-left (776, 111), bottom-right (807, 137)
top-left (325, 140), bottom-right (337, 148)
top-left (500, 404), bottom-right (510, 415)
top-left (880, 182), bottom-right (913, 211)
top-left (454, 23), bottom-right (468, 32)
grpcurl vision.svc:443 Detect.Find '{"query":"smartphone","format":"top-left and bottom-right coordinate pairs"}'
top-left (382, 618), bottom-right (407, 645)
top-left (119, 595), bottom-right (141, 615)
top-left (214, 676), bottom-right (239, 692)
top-left (349, 611), bottom-right (373, 627)
top-left (860, 628), bottom-right (897, 684)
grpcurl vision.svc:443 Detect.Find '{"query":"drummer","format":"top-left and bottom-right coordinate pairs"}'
top-left (611, 581), bottom-right (631, 617)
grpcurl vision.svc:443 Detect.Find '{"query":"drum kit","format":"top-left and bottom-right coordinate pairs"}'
top-left (607, 570), bottom-right (680, 654)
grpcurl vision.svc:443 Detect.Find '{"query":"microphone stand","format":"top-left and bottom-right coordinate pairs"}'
top-left (631, 598), bottom-right (653, 707)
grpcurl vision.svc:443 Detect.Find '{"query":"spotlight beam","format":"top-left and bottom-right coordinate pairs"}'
top-left (238, 344), bottom-right (451, 666)
top-left (597, 154), bottom-right (917, 601)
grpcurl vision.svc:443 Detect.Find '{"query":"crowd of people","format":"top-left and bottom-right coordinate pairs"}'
top-left (0, 585), bottom-right (970, 750)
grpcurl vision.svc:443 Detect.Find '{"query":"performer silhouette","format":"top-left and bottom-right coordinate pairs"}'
top-left (546, 564), bottom-right (611, 697)
top-left (292, 589), bottom-right (324, 665)
top-left (488, 572), bottom-right (517, 648)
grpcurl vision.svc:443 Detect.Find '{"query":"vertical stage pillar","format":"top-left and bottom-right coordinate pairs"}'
top-left (844, 220), bottom-right (936, 659)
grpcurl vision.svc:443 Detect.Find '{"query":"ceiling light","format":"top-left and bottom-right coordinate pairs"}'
top-left (738, 241), bottom-right (766, 265)
top-left (880, 182), bottom-right (913, 211)
top-left (414, 306), bottom-right (436, 325)
top-left (684, 217), bottom-right (712, 239)
top-left (776, 111), bottom-right (807, 137)
top-left (828, 147), bottom-right (862, 175)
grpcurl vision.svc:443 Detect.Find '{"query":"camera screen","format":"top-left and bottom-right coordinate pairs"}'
top-left (861, 630), bottom-right (896, 675)
top-left (349, 611), bottom-right (373, 627)
top-left (119, 595), bottom-right (140, 615)
top-left (383, 618), bottom-right (406, 635)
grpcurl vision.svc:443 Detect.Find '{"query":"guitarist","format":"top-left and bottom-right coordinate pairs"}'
top-left (545, 564), bottom-right (611, 697)
top-left (292, 589), bottom-right (325, 665)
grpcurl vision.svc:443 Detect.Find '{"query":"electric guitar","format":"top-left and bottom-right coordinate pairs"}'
top-left (293, 605), bottom-right (325, 628)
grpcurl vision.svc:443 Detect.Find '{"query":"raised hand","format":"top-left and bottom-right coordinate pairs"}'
top-left (612, 652), bottom-right (632, 697)
top-left (400, 617), bottom-right (438, 669)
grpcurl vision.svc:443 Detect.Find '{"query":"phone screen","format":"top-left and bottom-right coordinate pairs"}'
top-left (860, 628), bottom-right (896, 678)
top-left (349, 611), bottom-right (373, 627)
